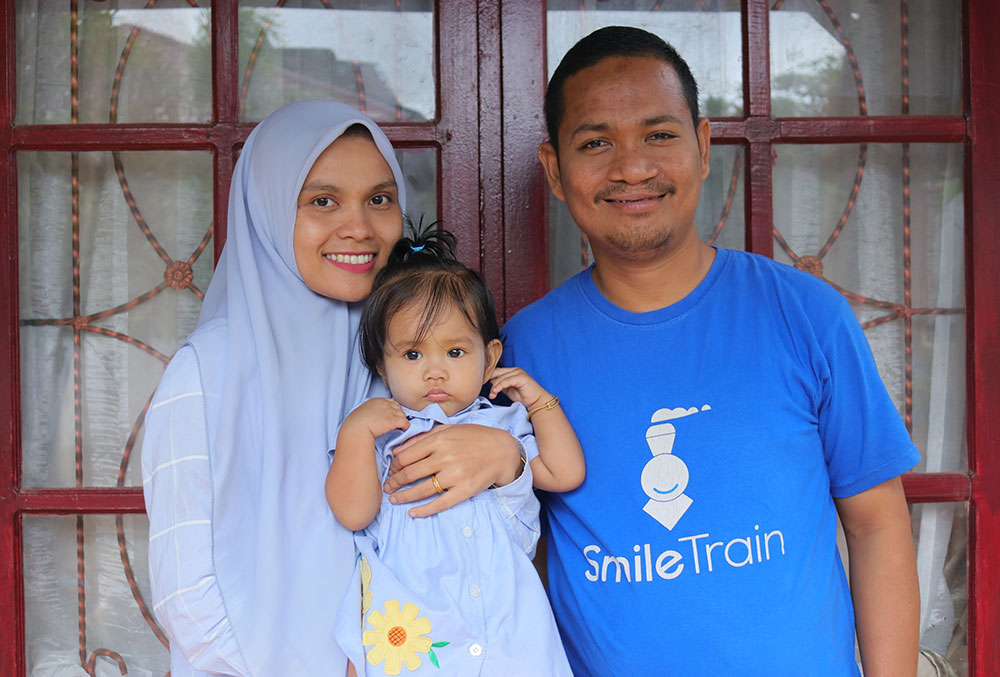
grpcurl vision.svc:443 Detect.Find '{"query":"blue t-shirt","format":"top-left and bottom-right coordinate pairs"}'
top-left (501, 248), bottom-right (920, 676)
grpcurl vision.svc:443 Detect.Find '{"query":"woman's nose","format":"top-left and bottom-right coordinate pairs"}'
top-left (335, 206), bottom-right (375, 240)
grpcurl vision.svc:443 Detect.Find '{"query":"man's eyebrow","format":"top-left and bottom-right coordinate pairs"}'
top-left (568, 114), bottom-right (687, 139)
top-left (643, 114), bottom-right (687, 127)
top-left (568, 121), bottom-right (609, 139)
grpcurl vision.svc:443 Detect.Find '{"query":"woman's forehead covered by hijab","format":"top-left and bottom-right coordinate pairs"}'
top-left (240, 99), bottom-right (407, 267)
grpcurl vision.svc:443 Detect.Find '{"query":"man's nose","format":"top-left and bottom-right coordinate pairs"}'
top-left (607, 146), bottom-right (658, 185)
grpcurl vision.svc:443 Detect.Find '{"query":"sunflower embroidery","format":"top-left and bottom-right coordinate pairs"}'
top-left (363, 600), bottom-right (449, 673)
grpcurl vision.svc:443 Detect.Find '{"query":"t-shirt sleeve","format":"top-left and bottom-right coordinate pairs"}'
top-left (817, 299), bottom-right (921, 497)
top-left (141, 346), bottom-right (250, 675)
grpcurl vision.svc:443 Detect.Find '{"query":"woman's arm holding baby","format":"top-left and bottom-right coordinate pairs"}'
top-left (489, 367), bottom-right (585, 492)
top-left (326, 398), bottom-right (409, 530)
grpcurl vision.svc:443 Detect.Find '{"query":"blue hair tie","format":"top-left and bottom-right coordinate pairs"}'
top-left (410, 243), bottom-right (426, 252)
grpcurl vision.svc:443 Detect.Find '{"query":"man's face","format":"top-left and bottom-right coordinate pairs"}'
top-left (539, 56), bottom-right (711, 264)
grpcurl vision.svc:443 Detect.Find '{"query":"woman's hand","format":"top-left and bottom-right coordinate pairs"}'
top-left (384, 424), bottom-right (523, 518)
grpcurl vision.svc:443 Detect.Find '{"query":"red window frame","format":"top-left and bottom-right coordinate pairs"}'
top-left (1, 0), bottom-right (998, 673)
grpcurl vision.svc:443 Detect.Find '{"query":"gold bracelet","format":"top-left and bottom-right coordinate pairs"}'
top-left (527, 395), bottom-right (559, 419)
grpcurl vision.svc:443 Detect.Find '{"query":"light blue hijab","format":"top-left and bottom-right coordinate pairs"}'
top-left (188, 100), bottom-right (405, 674)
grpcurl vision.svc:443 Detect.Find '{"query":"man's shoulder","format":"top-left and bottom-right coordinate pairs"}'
top-left (504, 270), bottom-right (586, 338)
top-left (722, 248), bottom-right (847, 310)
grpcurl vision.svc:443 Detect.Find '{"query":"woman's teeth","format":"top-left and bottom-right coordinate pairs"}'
top-left (325, 253), bottom-right (374, 264)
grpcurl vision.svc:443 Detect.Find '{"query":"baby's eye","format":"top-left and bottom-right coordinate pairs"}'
top-left (404, 350), bottom-right (421, 360)
top-left (447, 348), bottom-right (466, 358)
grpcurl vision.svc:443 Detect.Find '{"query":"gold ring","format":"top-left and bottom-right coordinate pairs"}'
top-left (431, 473), bottom-right (444, 494)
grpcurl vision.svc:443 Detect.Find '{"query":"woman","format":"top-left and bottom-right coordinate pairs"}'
top-left (141, 100), bottom-right (527, 676)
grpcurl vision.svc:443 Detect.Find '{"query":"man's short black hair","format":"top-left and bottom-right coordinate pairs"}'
top-left (544, 26), bottom-right (700, 152)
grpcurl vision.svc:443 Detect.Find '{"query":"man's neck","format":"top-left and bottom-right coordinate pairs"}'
top-left (590, 238), bottom-right (716, 314)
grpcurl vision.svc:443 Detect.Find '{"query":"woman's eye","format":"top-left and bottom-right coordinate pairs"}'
top-left (404, 350), bottom-right (421, 361)
top-left (370, 194), bottom-right (391, 206)
top-left (447, 348), bottom-right (466, 358)
top-left (312, 196), bottom-right (335, 208)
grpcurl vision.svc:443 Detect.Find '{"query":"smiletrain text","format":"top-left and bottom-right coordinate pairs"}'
top-left (583, 525), bottom-right (787, 583)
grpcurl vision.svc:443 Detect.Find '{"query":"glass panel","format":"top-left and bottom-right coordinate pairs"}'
top-left (549, 144), bottom-right (744, 289)
top-left (16, 0), bottom-right (212, 124)
top-left (24, 514), bottom-right (167, 674)
top-left (772, 143), bottom-right (965, 471)
top-left (546, 1), bottom-right (744, 117)
top-left (396, 147), bottom-right (438, 224)
top-left (238, 1), bottom-right (435, 122)
top-left (770, 0), bottom-right (961, 116)
top-left (19, 151), bottom-right (213, 488)
top-left (911, 503), bottom-right (968, 676)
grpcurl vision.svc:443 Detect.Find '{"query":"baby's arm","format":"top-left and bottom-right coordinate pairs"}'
top-left (489, 367), bottom-right (585, 492)
top-left (326, 398), bottom-right (410, 531)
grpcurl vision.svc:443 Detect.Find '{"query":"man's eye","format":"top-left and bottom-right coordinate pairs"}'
top-left (404, 350), bottom-right (421, 360)
top-left (649, 132), bottom-right (677, 141)
top-left (582, 139), bottom-right (608, 150)
top-left (447, 348), bottom-right (466, 358)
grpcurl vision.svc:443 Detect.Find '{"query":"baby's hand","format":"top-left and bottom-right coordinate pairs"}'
top-left (488, 367), bottom-right (552, 411)
top-left (343, 398), bottom-right (410, 439)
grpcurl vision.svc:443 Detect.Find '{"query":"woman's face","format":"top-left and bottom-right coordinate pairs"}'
top-left (294, 132), bottom-right (403, 302)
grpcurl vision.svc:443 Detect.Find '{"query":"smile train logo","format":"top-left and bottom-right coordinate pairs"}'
top-left (641, 404), bottom-right (711, 530)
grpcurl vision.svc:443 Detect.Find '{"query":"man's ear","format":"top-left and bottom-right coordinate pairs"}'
top-left (482, 339), bottom-right (503, 383)
top-left (696, 117), bottom-right (711, 181)
top-left (538, 141), bottom-right (566, 202)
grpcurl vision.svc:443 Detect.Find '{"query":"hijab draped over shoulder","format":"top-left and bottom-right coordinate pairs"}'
top-left (187, 100), bottom-right (406, 674)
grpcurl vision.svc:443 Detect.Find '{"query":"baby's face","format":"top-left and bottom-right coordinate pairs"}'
top-left (381, 303), bottom-right (501, 417)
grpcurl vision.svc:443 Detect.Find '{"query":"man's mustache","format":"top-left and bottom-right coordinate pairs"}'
top-left (594, 182), bottom-right (676, 203)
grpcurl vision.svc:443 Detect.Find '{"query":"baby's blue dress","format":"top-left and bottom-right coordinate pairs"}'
top-left (334, 398), bottom-right (572, 676)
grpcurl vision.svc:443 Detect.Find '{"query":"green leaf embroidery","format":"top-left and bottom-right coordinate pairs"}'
top-left (431, 641), bottom-right (449, 648)
top-left (429, 648), bottom-right (439, 669)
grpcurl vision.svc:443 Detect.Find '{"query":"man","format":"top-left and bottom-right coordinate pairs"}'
top-left (502, 26), bottom-right (919, 676)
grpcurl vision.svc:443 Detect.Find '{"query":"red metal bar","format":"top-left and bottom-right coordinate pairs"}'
top-left (500, 0), bottom-right (548, 319)
top-left (967, 0), bottom-right (1000, 673)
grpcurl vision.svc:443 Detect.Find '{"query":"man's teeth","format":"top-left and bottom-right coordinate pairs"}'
top-left (325, 253), bottom-right (374, 264)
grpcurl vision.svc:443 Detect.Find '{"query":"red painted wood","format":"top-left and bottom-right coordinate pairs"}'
top-left (776, 116), bottom-right (966, 143)
top-left (212, 2), bottom-right (240, 126)
top-left (16, 490), bottom-right (146, 514)
top-left (437, 2), bottom-right (482, 270)
top-left (901, 473), bottom-right (971, 504)
top-left (967, 0), bottom-right (1000, 672)
top-left (0, 0), bottom-right (24, 671)
top-left (746, 141), bottom-right (774, 257)
top-left (477, 0), bottom-right (506, 314)
top-left (12, 124), bottom-right (252, 149)
top-left (744, 0), bottom-right (771, 118)
top-left (500, 0), bottom-right (548, 319)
